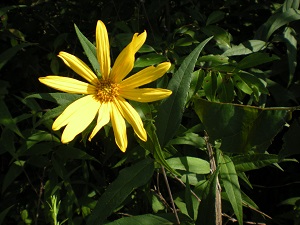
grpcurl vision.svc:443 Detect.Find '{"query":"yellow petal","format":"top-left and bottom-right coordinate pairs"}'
top-left (88, 102), bottom-right (111, 140)
top-left (110, 31), bottom-right (147, 83)
top-left (119, 88), bottom-right (172, 102)
top-left (119, 62), bottom-right (171, 89)
top-left (111, 101), bottom-right (127, 152)
top-left (39, 76), bottom-right (97, 94)
top-left (114, 97), bottom-right (147, 142)
top-left (53, 95), bottom-right (98, 130)
top-left (60, 96), bottom-right (100, 143)
top-left (96, 20), bottom-right (111, 79)
top-left (58, 52), bottom-right (99, 86)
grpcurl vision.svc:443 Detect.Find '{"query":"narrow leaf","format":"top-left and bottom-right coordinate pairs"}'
top-left (222, 40), bottom-right (267, 56)
top-left (196, 168), bottom-right (220, 225)
top-left (156, 37), bottom-right (213, 147)
top-left (0, 42), bottom-right (34, 70)
top-left (237, 53), bottom-right (279, 69)
top-left (74, 24), bottom-right (100, 73)
top-left (219, 151), bottom-right (243, 225)
top-left (87, 158), bottom-right (154, 225)
top-left (232, 153), bottom-right (279, 172)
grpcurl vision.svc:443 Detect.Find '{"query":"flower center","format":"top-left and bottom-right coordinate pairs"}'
top-left (95, 79), bottom-right (119, 102)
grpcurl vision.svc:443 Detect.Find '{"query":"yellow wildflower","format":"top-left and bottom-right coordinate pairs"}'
top-left (39, 20), bottom-right (172, 152)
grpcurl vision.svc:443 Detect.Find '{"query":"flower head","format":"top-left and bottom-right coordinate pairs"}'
top-left (39, 20), bottom-right (172, 152)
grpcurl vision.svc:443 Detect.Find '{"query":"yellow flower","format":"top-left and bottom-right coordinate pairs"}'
top-left (39, 20), bottom-right (172, 152)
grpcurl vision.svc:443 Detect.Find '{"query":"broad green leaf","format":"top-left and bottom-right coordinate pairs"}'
top-left (232, 153), bottom-right (279, 172)
top-left (26, 93), bottom-right (81, 105)
top-left (255, 8), bottom-right (300, 41)
top-left (237, 53), bottom-right (279, 69)
top-left (2, 161), bottom-right (24, 193)
top-left (166, 156), bottom-right (210, 175)
top-left (134, 53), bottom-right (167, 68)
top-left (0, 42), bottom-right (34, 71)
top-left (222, 40), bottom-right (267, 56)
top-left (155, 37), bottom-right (213, 147)
top-left (196, 168), bottom-right (220, 225)
top-left (283, 27), bottom-right (297, 86)
top-left (87, 158), bottom-right (154, 225)
top-left (74, 24), bottom-right (100, 73)
top-left (279, 197), bottom-right (300, 206)
top-left (151, 194), bottom-right (165, 213)
top-left (206, 10), bottom-right (225, 25)
top-left (218, 151), bottom-right (243, 225)
top-left (184, 176), bottom-right (199, 220)
top-left (0, 100), bottom-right (23, 138)
top-left (193, 98), bottom-right (292, 153)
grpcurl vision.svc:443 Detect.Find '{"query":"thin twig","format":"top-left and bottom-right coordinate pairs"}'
top-left (204, 131), bottom-right (222, 225)
top-left (161, 165), bottom-right (180, 224)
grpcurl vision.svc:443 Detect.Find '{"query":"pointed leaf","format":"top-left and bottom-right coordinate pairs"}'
top-left (87, 158), bottom-right (154, 225)
top-left (255, 8), bottom-right (300, 41)
top-left (156, 37), bottom-right (213, 147)
top-left (74, 24), bottom-right (100, 73)
top-left (232, 153), bottom-right (280, 172)
top-left (196, 168), bottom-right (220, 225)
top-left (237, 53), bottom-right (279, 69)
top-left (219, 152), bottom-right (243, 225)
top-left (26, 93), bottom-right (81, 105)
top-left (222, 40), bottom-right (267, 56)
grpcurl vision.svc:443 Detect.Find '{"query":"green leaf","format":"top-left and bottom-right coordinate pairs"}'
top-left (218, 151), bottom-right (243, 225)
top-left (0, 205), bottom-right (14, 225)
top-left (0, 42), bottom-right (34, 71)
top-left (237, 53), bottom-right (280, 69)
top-left (168, 132), bottom-right (206, 149)
top-left (2, 161), bottom-right (24, 193)
top-left (196, 168), bottom-right (220, 225)
top-left (201, 25), bottom-right (231, 49)
top-left (206, 10), bottom-right (225, 25)
top-left (104, 213), bottom-right (189, 225)
top-left (283, 27), bottom-right (297, 86)
top-left (184, 177), bottom-right (195, 220)
top-left (282, 0), bottom-right (299, 11)
top-left (140, 122), bottom-right (180, 176)
top-left (134, 53), bottom-right (167, 68)
top-left (255, 8), bottom-right (300, 41)
top-left (203, 71), bottom-right (218, 101)
top-left (198, 54), bottom-right (230, 66)
top-left (26, 93), bottom-right (81, 105)
top-left (155, 37), bottom-right (213, 147)
top-left (193, 98), bottom-right (292, 153)
top-left (222, 40), bottom-right (267, 56)
top-left (217, 74), bottom-right (234, 103)
top-left (0, 100), bottom-right (23, 138)
top-left (87, 158), bottom-right (154, 225)
top-left (232, 153), bottom-right (280, 172)
top-left (166, 156), bottom-right (210, 175)
top-left (74, 24), bottom-right (100, 73)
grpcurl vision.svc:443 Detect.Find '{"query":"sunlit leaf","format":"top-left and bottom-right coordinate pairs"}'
top-left (222, 40), bottom-right (267, 56)
top-left (155, 37), bottom-right (213, 147)
top-left (74, 24), bottom-right (100, 73)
